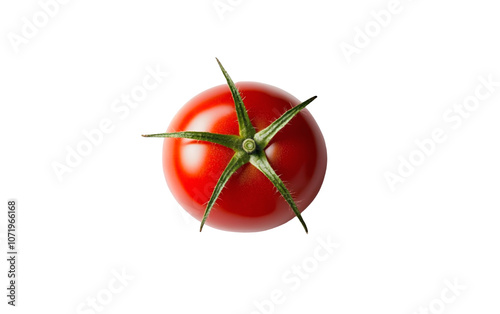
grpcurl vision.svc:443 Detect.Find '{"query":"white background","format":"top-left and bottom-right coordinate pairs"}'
top-left (1, 0), bottom-right (499, 313)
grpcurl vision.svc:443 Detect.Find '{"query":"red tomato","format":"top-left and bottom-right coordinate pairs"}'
top-left (163, 82), bottom-right (327, 232)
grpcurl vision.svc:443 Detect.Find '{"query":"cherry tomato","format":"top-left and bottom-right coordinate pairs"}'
top-left (162, 81), bottom-right (327, 232)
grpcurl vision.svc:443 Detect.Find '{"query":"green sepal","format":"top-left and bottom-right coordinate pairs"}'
top-left (249, 151), bottom-right (308, 233)
top-left (254, 96), bottom-right (317, 149)
top-left (216, 58), bottom-right (256, 138)
top-left (142, 131), bottom-right (241, 150)
top-left (200, 151), bottom-right (250, 231)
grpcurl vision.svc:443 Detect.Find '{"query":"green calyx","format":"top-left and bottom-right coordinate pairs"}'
top-left (143, 58), bottom-right (317, 233)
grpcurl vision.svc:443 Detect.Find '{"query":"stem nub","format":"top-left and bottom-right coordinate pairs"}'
top-left (242, 138), bottom-right (257, 153)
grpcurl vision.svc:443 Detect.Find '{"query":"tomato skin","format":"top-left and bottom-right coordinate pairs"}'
top-left (163, 82), bottom-right (327, 232)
